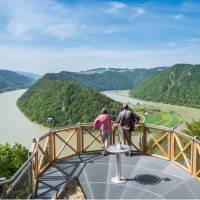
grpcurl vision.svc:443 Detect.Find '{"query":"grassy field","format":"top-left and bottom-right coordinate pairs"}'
top-left (144, 112), bottom-right (182, 128)
top-left (116, 90), bottom-right (200, 130)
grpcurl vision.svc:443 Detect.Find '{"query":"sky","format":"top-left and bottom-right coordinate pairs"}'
top-left (0, 0), bottom-right (200, 74)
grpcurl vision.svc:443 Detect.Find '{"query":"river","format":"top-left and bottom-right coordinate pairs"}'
top-left (102, 90), bottom-right (200, 130)
top-left (0, 89), bottom-right (48, 148)
top-left (1, 89), bottom-right (200, 148)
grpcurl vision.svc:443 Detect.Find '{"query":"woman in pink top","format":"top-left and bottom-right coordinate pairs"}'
top-left (93, 108), bottom-right (112, 155)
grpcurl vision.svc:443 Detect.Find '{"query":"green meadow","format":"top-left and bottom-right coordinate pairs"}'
top-left (133, 105), bottom-right (182, 128)
top-left (144, 112), bottom-right (182, 128)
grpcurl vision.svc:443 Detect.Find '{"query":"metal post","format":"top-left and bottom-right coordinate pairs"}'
top-left (116, 154), bottom-right (121, 181)
top-left (28, 151), bottom-right (33, 198)
top-left (111, 153), bottom-right (125, 183)
top-left (47, 117), bottom-right (54, 130)
top-left (0, 178), bottom-right (7, 199)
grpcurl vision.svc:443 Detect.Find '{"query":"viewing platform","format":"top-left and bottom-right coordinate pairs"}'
top-left (0, 123), bottom-right (200, 199)
top-left (37, 153), bottom-right (200, 199)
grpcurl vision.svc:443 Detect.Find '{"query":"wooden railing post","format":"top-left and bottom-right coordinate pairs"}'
top-left (193, 138), bottom-right (199, 179)
top-left (31, 138), bottom-right (38, 198)
top-left (141, 123), bottom-right (147, 153)
top-left (52, 133), bottom-right (55, 161)
top-left (168, 129), bottom-right (173, 161)
top-left (48, 132), bottom-right (54, 163)
top-left (112, 125), bottom-right (116, 145)
top-left (113, 124), bottom-right (120, 145)
top-left (77, 123), bottom-right (82, 154)
top-left (32, 138), bottom-right (38, 179)
top-left (191, 138), bottom-right (195, 175)
top-left (171, 132), bottom-right (175, 161)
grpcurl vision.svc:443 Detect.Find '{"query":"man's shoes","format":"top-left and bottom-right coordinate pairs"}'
top-left (126, 151), bottom-right (131, 156)
top-left (101, 150), bottom-right (106, 155)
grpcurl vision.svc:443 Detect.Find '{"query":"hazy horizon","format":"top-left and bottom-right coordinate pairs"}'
top-left (0, 0), bottom-right (200, 74)
top-left (1, 64), bottom-right (169, 75)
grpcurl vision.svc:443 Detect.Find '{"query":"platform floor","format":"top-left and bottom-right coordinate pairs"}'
top-left (36, 153), bottom-right (200, 199)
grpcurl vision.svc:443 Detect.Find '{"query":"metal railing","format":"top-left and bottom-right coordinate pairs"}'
top-left (0, 123), bottom-right (200, 199)
top-left (0, 150), bottom-right (35, 199)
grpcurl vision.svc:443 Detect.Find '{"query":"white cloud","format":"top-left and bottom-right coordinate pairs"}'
top-left (105, 1), bottom-right (127, 13)
top-left (187, 38), bottom-right (199, 42)
top-left (166, 42), bottom-right (176, 48)
top-left (135, 7), bottom-right (145, 16)
top-left (173, 14), bottom-right (183, 20)
top-left (0, 0), bottom-right (81, 40)
top-left (130, 7), bottom-right (146, 19)
top-left (110, 2), bottom-right (127, 10)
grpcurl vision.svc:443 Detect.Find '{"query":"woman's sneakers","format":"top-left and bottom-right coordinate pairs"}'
top-left (101, 150), bottom-right (106, 155)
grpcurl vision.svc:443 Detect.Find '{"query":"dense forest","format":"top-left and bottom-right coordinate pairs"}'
top-left (45, 67), bottom-right (163, 91)
top-left (130, 64), bottom-right (200, 108)
top-left (17, 74), bottom-right (122, 127)
top-left (0, 143), bottom-right (28, 178)
top-left (0, 69), bottom-right (34, 93)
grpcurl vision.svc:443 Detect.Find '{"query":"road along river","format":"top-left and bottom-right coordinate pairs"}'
top-left (102, 90), bottom-right (200, 130)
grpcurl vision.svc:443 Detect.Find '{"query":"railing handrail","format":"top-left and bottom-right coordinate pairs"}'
top-left (1, 122), bottom-right (199, 198)
top-left (2, 123), bottom-right (200, 180)
top-left (38, 122), bottom-right (199, 140)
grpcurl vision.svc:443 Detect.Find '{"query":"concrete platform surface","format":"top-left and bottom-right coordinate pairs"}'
top-left (36, 153), bottom-right (200, 199)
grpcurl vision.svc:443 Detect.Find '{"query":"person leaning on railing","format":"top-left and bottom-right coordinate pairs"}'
top-left (117, 103), bottom-right (140, 156)
top-left (93, 108), bottom-right (112, 155)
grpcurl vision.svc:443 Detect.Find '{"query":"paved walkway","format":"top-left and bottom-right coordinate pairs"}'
top-left (36, 153), bottom-right (200, 199)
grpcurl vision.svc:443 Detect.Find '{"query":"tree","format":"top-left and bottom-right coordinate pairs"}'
top-left (183, 120), bottom-right (200, 139)
top-left (0, 143), bottom-right (28, 178)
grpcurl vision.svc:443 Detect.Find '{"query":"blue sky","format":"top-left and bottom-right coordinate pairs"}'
top-left (0, 0), bottom-right (200, 74)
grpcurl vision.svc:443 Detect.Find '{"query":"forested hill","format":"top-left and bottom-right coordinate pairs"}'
top-left (17, 75), bottom-right (122, 127)
top-left (44, 67), bottom-right (163, 91)
top-left (0, 69), bottom-right (34, 93)
top-left (130, 64), bottom-right (200, 108)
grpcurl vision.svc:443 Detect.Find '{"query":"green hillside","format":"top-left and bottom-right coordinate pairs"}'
top-left (130, 64), bottom-right (200, 108)
top-left (17, 74), bottom-right (122, 127)
top-left (0, 69), bottom-right (34, 93)
top-left (47, 67), bottom-right (163, 91)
